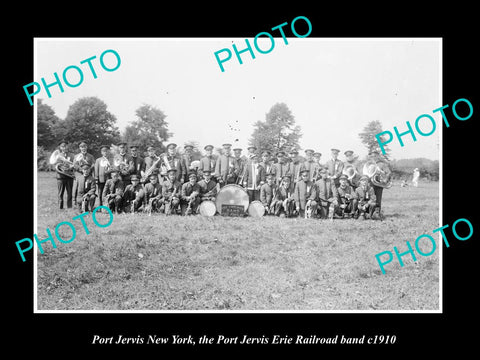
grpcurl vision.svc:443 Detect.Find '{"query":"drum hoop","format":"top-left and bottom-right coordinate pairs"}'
top-left (216, 184), bottom-right (249, 212)
top-left (248, 200), bottom-right (265, 217)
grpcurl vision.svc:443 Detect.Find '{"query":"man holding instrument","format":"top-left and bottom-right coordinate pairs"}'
top-left (215, 143), bottom-right (238, 187)
top-left (198, 145), bottom-right (217, 181)
top-left (197, 169), bottom-right (218, 202)
top-left (162, 168), bottom-right (182, 215)
top-left (141, 146), bottom-right (161, 185)
top-left (180, 172), bottom-right (201, 215)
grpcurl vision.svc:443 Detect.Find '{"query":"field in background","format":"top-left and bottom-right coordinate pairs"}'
top-left (36, 172), bottom-right (439, 311)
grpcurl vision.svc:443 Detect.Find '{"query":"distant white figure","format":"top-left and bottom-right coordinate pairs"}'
top-left (412, 168), bottom-right (420, 187)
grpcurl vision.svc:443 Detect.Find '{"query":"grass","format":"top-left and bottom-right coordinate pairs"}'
top-left (36, 172), bottom-right (439, 311)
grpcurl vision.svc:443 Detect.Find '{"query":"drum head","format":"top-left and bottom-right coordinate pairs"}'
top-left (199, 200), bottom-right (216, 216)
top-left (248, 200), bottom-right (265, 217)
top-left (215, 184), bottom-right (250, 213)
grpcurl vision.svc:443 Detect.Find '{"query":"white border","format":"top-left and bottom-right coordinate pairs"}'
top-left (33, 37), bottom-right (443, 314)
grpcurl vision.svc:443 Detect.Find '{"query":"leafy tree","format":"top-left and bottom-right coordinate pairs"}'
top-left (54, 96), bottom-right (120, 157)
top-left (359, 120), bottom-right (391, 160)
top-left (37, 99), bottom-right (60, 150)
top-left (122, 104), bottom-right (172, 154)
top-left (249, 102), bottom-right (301, 154)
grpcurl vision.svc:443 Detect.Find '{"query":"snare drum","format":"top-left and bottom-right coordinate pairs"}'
top-left (199, 200), bottom-right (216, 216)
top-left (248, 200), bottom-right (265, 217)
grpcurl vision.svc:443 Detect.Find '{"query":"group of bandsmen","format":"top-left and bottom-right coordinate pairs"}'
top-left (53, 140), bottom-right (388, 220)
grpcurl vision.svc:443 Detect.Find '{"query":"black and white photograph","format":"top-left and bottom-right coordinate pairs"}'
top-left (33, 38), bottom-right (441, 312)
top-left (7, 7), bottom-right (478, 355)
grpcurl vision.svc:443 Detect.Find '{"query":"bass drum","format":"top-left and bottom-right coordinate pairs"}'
top-left (248, 200), bottom-right (265, 217)
top-left (215, 184), bottom-right (250, 214)
top-left (199, 200), bottom-right (216, 216)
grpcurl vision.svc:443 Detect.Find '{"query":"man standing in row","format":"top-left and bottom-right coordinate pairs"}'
top-left (55, 140), bottom-right (75, 209)
top-left (273, 151), bottom-right (290, 186)
top-left (294, 169), bottom-right (317, 218)
top-left (215, 143), bottom-right (238, 186)
top-left (198, 145), bottom-right (217, 180)
top-left (326, 148), bottom-right (344, 187)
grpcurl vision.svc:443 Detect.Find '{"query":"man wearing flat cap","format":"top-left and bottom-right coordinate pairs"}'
top-left (198, 145), bottom-right (217, 180)
top-left (326, 148), bottom-right (344, 187)
top-left (214, 143), bottom-right (238, 187)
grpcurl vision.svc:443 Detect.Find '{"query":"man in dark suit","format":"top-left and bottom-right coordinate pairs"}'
top-left (198, 145), bottom-right (217, 180)
top-left (73, 141), bottom-right (96, 206)
top-left (214, 143), bottom-right (238, 186)
top-left (301, 149), bottom-right (319, 182)
top-left (355, 175), bottom-right (377, 219)
top-left (102, 168), bottom-right (125, 214)
top-left (129, 144), bottom-right (144, 177)
top-left (161, 143), bottom-right (183, 183)
top-left (272, 175), bottom-right (296, 217)
top-left (114, 142), bottom-right (134, 186)
top-left (273, 151), bottom-right (290, 186)
top-left (293, 169), bottom-right (317, 218)
top-left (181, 144), bottom-right (195, 183)
top-left (325, 148), bottom-right (344, 187)
top-left (287, 148), bottom-right (302, 184)
top-left (260, 174), bottom-right (277, 214)
top-left (315, 168), bottom-right (339, 220)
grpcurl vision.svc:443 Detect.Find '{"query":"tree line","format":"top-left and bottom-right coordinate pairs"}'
top-left (37, 96), bottom-right (438, 182)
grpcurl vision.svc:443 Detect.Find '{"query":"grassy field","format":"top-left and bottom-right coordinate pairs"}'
top-left (36, 172), bottom-right (440, 311)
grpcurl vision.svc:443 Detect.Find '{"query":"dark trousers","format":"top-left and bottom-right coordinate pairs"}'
top-left (97, 182), bottom-right (106, 206)
top-left (373, 185), bottom-right (383, 211)
top-left (57, 178), bottom-right (73, 209)
top-left (247, 189), bottom-right (260, 203)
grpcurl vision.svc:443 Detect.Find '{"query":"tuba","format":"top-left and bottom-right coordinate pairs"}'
top-left (342, 164), bottom-right (358, 181)
top-left (49, 150), bottom-right (75, 178)
top-left (362, 160), bottom-right (392, 188)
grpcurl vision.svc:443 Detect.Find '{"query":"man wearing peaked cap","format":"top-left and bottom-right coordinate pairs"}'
top-left (243, 154), bottom-right (265, 202)
top-left (300, 149), bottom-right (319, 182)
top-left (335, 174), bottom-right (357, 218)
top-left (326, 148), bottom-right (344, 187)
top-left (129, 144), bottom-right (144, 177)
top-left (102, 166), bottom-right (125, 214)
top-left (199, 145), bottom-right (217, 181)
top-left (215, 142), bottom-right (238, 186)
top-left (73, 141), bottom-right (95, 206)
top-left (180, 171), bottom-right (201, 215)
top-left (288, 148), bottom-right (302, 183)
top-left (232, 147), bottom-right (245, 185)
top-left (113, 141), bottom-right (134, 185)
top-left (315, 168), bottom-right (338, 220)
top-left (343, 149), bottom-right (360, 189)
top-left (354, 174), bottom-right (376, 219)
top-left (162, 143), bottom-right (183, 183)
top-left (260, 173), bottom-right (277, 215)
top-left (259, 150), bottom-right (274, 177)
top-left (293, 169), bottom-right (317, 218)
top-left (123, 173), bottom-right (145, 213)
top-left (273, 151), bottom-right (289, 186)
top-left (76, 163), bottom-right (97, 212)
top-left (162, 168), bottom-right (182, 215)
top-left (197, 169), bottom-right (218, 202)
top-left (181, 144), bottom-right (196, 183)
top-left (272, 174), bottom-right (296, 217)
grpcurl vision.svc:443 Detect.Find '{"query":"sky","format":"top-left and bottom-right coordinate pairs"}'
top-left (35, 38), bottom-right (441, 160)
